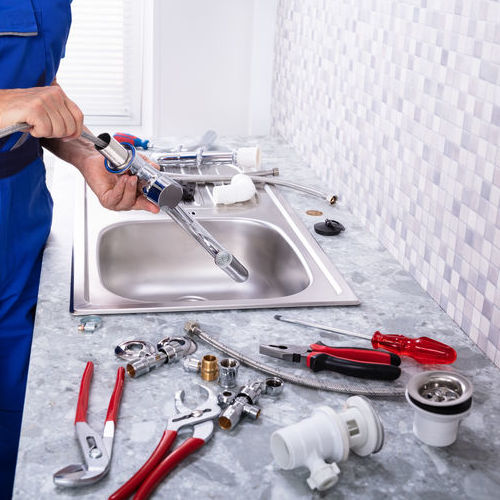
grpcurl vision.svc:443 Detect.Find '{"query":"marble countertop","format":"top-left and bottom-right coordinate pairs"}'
top-left (13, 137), bottom-right (500, 499)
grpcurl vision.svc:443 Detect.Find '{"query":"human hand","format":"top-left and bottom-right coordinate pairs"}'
top-left (80, 154), bottom-right (160, 213)
top-left (0, 84), bottom-right (83, 139)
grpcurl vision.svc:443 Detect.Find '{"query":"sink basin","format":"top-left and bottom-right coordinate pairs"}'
top-left (98, 219), bottom-right (310, 302)
top-left (72, 164), bottom-right (359, 314)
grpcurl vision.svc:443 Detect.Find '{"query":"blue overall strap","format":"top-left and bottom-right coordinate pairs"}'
top-left (0, 137), bottom-right (42, 178)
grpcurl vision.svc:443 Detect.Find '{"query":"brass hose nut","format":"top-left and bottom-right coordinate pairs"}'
top-left (201, 354), bottom-right (219, 381)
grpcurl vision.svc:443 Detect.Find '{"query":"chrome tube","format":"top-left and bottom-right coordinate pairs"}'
top-left (157, 149), bottom-right (234, 168)
top-left (168, 168), bottom-right (279, 181)
top-left (165, 205), bottom-right (249, 283)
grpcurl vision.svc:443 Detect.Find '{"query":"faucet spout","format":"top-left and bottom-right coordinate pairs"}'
top-left (92, 132), bottom-right (249, 283)
top-left (166, 206), bottom-right (249, 283)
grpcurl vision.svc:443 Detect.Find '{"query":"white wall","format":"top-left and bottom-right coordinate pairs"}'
top-left (154, 0), bottom-right (277, 137)
top-left (272, 0), bottom-right (500, 366)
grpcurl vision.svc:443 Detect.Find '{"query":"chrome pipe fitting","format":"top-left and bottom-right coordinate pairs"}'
top-left (217, 390), bottom-right (236, 407)
top-left (115, 337), bottom-right (197, 378)
top-left (115, 340), bottom-right (157, 360)
top-left (126, 352), bottom-right (167, 378)
top-left (263, 377), bottom-right (284, 396)
top-left (218, 358), bottom-right (240, 389)
top-left (183, 357), bottom-right (201, 373)
top-left (157, 336), bottom-right (197, 362)
top-left (218, 380), bottom-right (264, 431)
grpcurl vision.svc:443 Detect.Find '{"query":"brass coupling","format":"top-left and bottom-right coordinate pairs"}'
top-left (201, 354), bottom-right (219, 381)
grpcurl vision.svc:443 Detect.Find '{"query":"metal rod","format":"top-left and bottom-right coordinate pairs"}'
top-left (0, 121), bottom-right (108, 149)
top-left (167, 168), bottom-right (279, 181)
top-left (0, 122), bottom-right (30, 139)
top-left (273, 315), bottom-right (372, 341)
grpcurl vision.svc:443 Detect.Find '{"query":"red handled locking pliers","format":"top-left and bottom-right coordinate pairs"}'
top-left (109, 384), bottom-right (221, 500)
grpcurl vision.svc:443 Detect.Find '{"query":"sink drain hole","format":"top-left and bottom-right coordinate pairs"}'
top-left (175, 295), bottom-right (208, 302)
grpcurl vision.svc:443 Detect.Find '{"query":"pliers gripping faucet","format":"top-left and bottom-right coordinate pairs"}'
top-left (109, 385), bottom-right (221, 500)
top-left (53, 362), bottom-right (125, 487)
top-left (260, 341), bottom-right (401, 380)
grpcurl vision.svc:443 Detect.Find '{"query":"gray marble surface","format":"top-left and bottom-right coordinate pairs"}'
top-left (13, 137), bottom-right (500, 499)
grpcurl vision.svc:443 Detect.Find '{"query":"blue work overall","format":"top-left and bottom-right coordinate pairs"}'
top-left (0, 1), bottom-right (71, 497)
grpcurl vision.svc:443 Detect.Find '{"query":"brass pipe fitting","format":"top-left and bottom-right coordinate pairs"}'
top-left (201, 354), bottom-right (219, 381)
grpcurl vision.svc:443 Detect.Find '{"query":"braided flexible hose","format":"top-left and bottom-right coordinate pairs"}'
top-left (184, 322), bottom-right (405, 398)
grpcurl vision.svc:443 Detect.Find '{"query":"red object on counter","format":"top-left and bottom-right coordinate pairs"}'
top-left (371, 332), bottom-right (457, 364)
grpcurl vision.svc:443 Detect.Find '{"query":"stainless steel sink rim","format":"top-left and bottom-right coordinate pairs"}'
top-left (71, 165), bottom-right (359, 315)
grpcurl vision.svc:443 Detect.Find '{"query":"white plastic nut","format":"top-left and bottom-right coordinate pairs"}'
top-left (270, 397), bottom-right (384, 491)
top-left (235, 146), bottom-right (261, 169)
top-left (308, 461), bottom-right (340, 491)
top-left (212, 173), bottom-right (256, 205)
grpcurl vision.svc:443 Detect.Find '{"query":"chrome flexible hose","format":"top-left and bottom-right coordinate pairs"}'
top-left (184, 322), bottom-right (405, 397)
top-left (169, 174), bottom-right (338, 205)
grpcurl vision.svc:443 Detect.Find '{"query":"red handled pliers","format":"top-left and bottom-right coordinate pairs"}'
top-left (259, 341), bottom-right (401, 380)
top-left (109, 384), bottom-right (221, 500)
top-left (53, 362), bottom-right (125, 487)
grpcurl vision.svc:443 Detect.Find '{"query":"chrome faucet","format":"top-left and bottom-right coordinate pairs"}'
top-left (91, 132), bottom-right (249, 283)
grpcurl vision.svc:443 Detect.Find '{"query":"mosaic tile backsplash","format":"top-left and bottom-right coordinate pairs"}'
top-left (271, 0), bottom-right (500, 366)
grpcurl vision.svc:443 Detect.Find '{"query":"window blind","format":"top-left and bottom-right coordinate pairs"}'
top-left (57, 0), bottom-right (143, 125)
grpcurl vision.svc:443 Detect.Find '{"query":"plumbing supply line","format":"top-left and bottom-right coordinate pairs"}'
top-left (167, 174), bottom-right (338, 205)
top-left (184, 321), bottom-right (405, 397)
top-left (0, 122), bottom-right (31, 138)
top-left (0, 121), bottom-right (109, 149)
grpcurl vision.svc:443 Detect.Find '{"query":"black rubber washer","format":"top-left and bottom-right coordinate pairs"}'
top-left (314, 219), bottom-right (345, 236)
top-left (407, 393), bottom-right (472, 415)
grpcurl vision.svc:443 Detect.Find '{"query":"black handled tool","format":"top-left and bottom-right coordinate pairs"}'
top-left (259, 341), bottom-right (401, 381)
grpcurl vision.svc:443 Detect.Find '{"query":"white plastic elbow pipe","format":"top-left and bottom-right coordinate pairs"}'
top-left (212, 173), bottom-right (256, 205)
top-left (270, 396), bottom-right (385, 491)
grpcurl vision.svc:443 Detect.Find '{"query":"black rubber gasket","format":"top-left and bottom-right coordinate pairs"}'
top-left (408, 394), bottom-right (472, 415)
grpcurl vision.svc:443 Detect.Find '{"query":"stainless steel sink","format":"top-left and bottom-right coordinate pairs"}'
top-left (72, 164), bottom-right (359, 314)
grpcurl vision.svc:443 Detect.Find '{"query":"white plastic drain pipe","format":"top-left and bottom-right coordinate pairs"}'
top-left (270, 396), bottom-right (385, 491)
